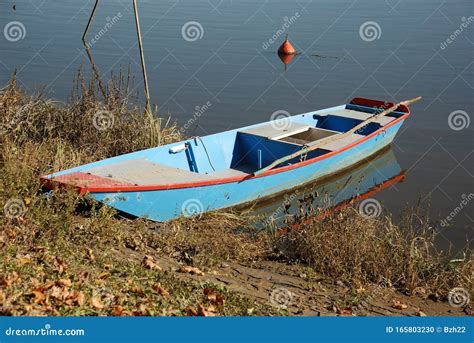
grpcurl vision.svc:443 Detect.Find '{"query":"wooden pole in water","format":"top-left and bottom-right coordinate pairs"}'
top-left (253, 96), bottom-right (422, 176)
top-left (82, 0), bottom-right (153, 115)
top-left (82, 0), bottom-right (99, 45)
top-left (132, 0), bottom-right (152, 115)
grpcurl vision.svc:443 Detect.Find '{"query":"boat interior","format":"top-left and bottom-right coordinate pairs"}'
top-left (43, 99), bottom-right (408, 189)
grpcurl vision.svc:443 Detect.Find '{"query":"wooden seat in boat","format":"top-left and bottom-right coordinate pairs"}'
top-left (239, 122), bottom-right (310, 140)
top-left (312, 133), bottom-right (365, 151)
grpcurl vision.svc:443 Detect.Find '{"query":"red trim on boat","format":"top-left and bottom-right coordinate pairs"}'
top-left (40, 111), bottom-right (410, 194)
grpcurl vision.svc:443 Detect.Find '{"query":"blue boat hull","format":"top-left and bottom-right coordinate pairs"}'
top-left (90, 119), bottom-right (404, 221)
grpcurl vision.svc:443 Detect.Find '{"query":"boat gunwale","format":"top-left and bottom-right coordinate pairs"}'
top-left (40, 112), bottom-right (410, 194)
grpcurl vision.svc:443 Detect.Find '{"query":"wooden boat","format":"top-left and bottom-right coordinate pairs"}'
top-left (40, 96), bottom-right (420, 221)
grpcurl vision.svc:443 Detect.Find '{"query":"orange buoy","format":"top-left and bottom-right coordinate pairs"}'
top-left (277, 35), bottom-right (296, 55)
top-left (278, 52), bottom-right (296, 66)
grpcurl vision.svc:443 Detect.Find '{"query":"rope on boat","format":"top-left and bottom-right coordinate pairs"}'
top-left (195, 136), bottom-right (216, 172)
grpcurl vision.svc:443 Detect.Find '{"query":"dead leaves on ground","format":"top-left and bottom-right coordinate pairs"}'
top-left (187, 304), bottom-right (218, 317)
top-left (111, 305), bottom-right (125, 316)
top-left (392, 300), bottom-right (408, 310)
top-left (178, 266), bottom-right (204, 276)
top-left (57, 278), bottom-right (72, 287)
top-left (336, 306), bottom-right (353, 316)
top-left (30, 290), bottom-right (46, 305)
top-left (28, 281), bottom-right (86, 308)
top-left (90, 296), bottom-right (104, 309)
top-left (204, 288), bottom-right (225, 306)
top-left (142, 255), bottom-right (162, 271)
top-left (0, 271), bottom-right (21, 288)
top-left (152, 283), bottom-right (170, 298)
top-left (186, 288), bottom-right (226, 317)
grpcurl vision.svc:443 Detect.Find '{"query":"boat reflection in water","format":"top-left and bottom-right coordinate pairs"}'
top-left (251, 147), bottom-right (406, 229)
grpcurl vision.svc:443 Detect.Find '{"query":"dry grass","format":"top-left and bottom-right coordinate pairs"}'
top-left (273, 207), bottom-right (472, 298)
top-left (0, 75), bottom-right (273, 316)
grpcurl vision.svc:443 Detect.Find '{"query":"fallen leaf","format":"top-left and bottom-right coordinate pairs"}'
top-left (111, 305), bottom-right (124, 316)
top-left (31, 290), bottom-right (46, 304)
top-left (197, 304), bottom-right (218, 317)
top-left (179, 266), bottom-right (204, 276)
top-left (142, 255), bottom-right (162, 271)
top-left (152, 283), bottom-right (170, 298)
top-left (76, 292), bottom-right (85, 306)
top-left (57, 278), bottom-right (72, 287)
top-left (415, 310), bottom-right (427, 316)
top-left (203, 288), bottom-right (225, 305)
top-left (136, 303), bottom-right (150, 316)
top-left (186, 306), bottom-right (198, 316)
top-left (215, 294), bottom-right (225, 306)
top-left (392, 300), bottom-right (408, 310)
top-left (337, 307), bottom-right (353, 316)
top-left (204, 288), bottom-right (217, 302)
top-left (91, 296), bottom-right (104, 309)
top-left (50, 286), bottom-right (66, 300)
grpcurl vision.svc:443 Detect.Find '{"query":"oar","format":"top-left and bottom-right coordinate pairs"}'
top-left (253, 96), bottom-right (422, 176)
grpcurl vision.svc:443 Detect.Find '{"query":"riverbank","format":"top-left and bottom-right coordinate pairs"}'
top-left (1, 76), bottom-right (471, 316)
